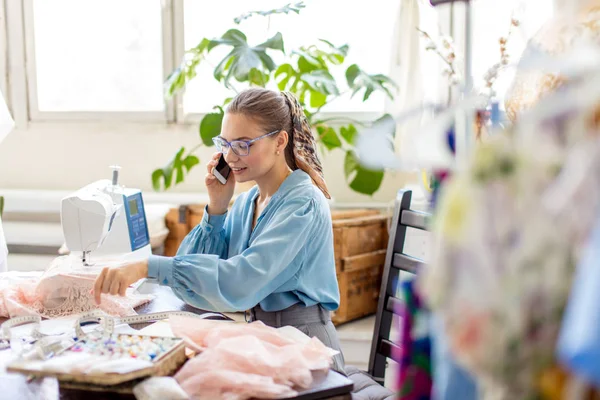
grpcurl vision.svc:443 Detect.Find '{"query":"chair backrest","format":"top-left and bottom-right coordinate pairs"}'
top-left (367, 189), bottom-right (430, 384)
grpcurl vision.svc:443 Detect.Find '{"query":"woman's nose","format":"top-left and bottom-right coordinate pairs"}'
top-left (224, 148), bottom-right (239, 164)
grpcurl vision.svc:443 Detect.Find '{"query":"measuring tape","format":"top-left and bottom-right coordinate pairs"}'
top-left (0, 315), bottom-right (45, 350)
top-left (0, 310), bottom-right (227, 352)
top-left (1, 315), bottom-right (43, 339)
top-left (73, 310), bottom-right (226, 339)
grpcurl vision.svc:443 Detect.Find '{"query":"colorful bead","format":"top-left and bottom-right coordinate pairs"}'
top-left (67, 333), bottom-right (179, 362)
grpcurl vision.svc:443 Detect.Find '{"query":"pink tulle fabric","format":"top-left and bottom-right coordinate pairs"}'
top-left (170, 317), bottom-right (337, 400)
top-left (0, 256), bottom-right (152, 318)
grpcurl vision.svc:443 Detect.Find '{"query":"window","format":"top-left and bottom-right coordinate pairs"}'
top-left (470, 0), bottom-right (554, 103)
top-left (4, 0), bottom-right (555, 124)
top-left (182, 0), bottom-right (400, 115)
top-left (27, 0), bottom-right (165, 115)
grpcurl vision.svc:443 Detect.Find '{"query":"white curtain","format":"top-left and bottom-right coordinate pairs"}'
top-left (387, 0), bottom-right (446, 170)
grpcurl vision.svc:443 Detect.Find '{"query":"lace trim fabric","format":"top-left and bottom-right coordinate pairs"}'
top-left (0, 256), bottom-right (153, 318)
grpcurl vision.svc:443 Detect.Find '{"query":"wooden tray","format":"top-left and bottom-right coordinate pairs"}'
top-left (7, 335), bottom-right (186, 387)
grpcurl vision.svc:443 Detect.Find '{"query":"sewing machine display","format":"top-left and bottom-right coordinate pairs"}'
top-left (60, 166), bottom-right (151, 267)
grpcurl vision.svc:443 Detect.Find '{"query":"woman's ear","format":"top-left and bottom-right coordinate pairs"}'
top-left (277, 130), bottom-right (289, 153)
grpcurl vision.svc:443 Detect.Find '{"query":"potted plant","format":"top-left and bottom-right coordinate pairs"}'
top-left (152, 2), bottom-right (398, 197)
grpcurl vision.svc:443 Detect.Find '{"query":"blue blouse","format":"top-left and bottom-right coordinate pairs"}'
top-left (148, 170), bottom-right (340, 313)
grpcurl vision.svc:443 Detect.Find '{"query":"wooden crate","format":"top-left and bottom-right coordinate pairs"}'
top-left (162, 203), bottom-right (227, 256)
top-left (163, 206), bottom-right (191, 256)
top-left (163, 204), bottom-right (208, 256)
top-left (331, 209), bottom-right (379, 220)
top-left (187, 204), bottom-right (206, 230)
top-left (332, 249), bottom-right (387, 325)
top-left (331, 211), bottom-right (390, 274)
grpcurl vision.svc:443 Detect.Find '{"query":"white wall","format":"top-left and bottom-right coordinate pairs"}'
top-left (0, 121), bottom-right (418, 205)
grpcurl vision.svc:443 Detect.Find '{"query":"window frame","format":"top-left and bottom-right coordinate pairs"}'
top-left (21, 0), bottom-right (176, 122)
top-left (4, 0), bottom-right (413, 126)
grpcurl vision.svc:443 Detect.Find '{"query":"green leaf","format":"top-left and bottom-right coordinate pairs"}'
top-left (294, 49), bottom-right (322, 65)
top-left (234, 2), bottom-right (306, 24)
top-left (293, 48), bottom-right (324, 73)
top-left (340, 124), bottom-right (358, 144)
top-left (208, 29), bottom-right (247, 51)
top-left (183, 155), bottom-right (200, 172)
top-left (344, 150), bottom-right (359, 178)
top-left (309, 90), bottom-right (327, 108)
top-left (256, 51), bottom-right (277, 72)
top-left (275, 63), bottom-right (297, 90)
top-left (275, 62), bottom-right (325, 104)
top-left (256, 32), bottom-right (284, 52)
top-left (317, 126), bottom-right (342, 150)
top-left (327, 53), bottom-right (345, 65)
top-left (298, 56), bottom-right (320, 73)
top-left (165, 68), bottom-right (187, 98)
top-left (152, 147), bottom-right (200, 191)
top-left (345, 64), bottom-right (361, 87)
top-left (164, 38), bottom-right (211, 97)
top-left (350, 168), bottom-right (384, 195)
top-left (317, 39), bottom-right (348, 64)
top-left (248, 68), bottom-right (270, 87)
top-left (208, 29), bottom-right (284, 86)
top-left (319, 39), bottom-right (348, 54)
top-left (301, 70), bottom-right (339, 95)
top-left (344, 151), bottom-right (384, 195)
top-left (176, 167), bottom-right (185, 184)
top-left (173, 146), bottom-right (186, 185)
top-left (194, 38), bottom-right (211, 53)
top-left (200, 110), bottom-right (224, 146)
top-left (291, 41), bottom-right (349, 73)
top-left (151, 169), bottom-right (163, 191)
top-left (345, 64), bottom-right (398, 101)
top-left (162, 165), bottom-right (174, 190)
top-left (174, 146), bottom-right (185, 160)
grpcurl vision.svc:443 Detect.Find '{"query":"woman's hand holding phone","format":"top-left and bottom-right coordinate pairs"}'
top-left (205, 152), bottom-right (235, 215)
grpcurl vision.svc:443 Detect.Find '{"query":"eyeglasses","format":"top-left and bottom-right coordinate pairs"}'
top-left (212, 129), bottom-right (280, 157)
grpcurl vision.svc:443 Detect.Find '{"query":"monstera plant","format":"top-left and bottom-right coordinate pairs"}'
top-left (153, 2), bottom-right (397, 196)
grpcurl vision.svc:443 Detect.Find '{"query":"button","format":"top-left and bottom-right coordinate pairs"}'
top-left (205, 225), bottom-right (213, 233)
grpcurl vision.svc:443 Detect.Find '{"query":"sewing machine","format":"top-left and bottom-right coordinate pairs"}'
top-left (60, 166), bottom-right (151, 266)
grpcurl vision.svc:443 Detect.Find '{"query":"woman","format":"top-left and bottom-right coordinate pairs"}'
top-left (93, 88), bottom-right (345, 373)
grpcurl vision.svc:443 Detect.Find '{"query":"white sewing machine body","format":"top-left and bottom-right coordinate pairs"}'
top-left (61, 170), bottom-right (151, 266)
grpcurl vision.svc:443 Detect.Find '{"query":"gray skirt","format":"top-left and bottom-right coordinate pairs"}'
top-left (248, 304), bottom-right (346, 375)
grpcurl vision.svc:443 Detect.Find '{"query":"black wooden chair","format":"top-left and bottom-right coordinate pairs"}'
top-left (347, 189), bottom-right (430, 399)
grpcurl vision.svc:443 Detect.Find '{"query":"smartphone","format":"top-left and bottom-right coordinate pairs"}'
top-left (212, 154), bottom-right (231, 185)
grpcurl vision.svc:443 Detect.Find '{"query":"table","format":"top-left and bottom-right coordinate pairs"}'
top-left (0, 283), bottom-right (353, 400)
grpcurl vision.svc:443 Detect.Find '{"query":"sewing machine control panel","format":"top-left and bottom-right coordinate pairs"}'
top-left (124, 192), bottom-right (150, 251)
